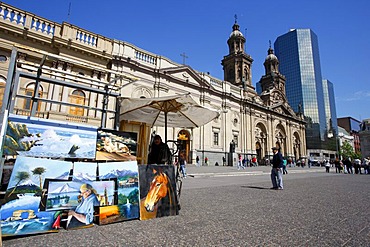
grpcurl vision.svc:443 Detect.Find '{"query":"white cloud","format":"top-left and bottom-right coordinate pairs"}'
top-left (337, 91), bottom-right (370, 102)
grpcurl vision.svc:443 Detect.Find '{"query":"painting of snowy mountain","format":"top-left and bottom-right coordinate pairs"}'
top-left (0, 156), bottom-right (72, 236)
top-left (4, 114), bottom-right (97, 159)
top-left (96, 161), bottom-right (139, 224)
top-left (72, 162), bottom-right (98, 183)
top-left (5, 156), bottom-right (72, 198)
top-left (41, 180), bottom-right (116, 211)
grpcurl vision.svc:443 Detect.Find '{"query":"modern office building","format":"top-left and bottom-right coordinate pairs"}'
top-left (274, 29), bottom-right (336, 160)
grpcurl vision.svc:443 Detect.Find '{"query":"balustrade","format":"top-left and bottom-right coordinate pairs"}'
top-left (76, 29), bottom-right (97, 47)
top-left (134, 50), bottom-right (157, 64)
top-left (0, 2), bottom-right (55, 36)
top-left (210, 78), bottom-right (223, 87)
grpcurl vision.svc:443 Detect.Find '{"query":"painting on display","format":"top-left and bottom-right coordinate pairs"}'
top-left (72, 161), bottom-right (98, 183)
top-left (96, 129), bottom-right (137, 161)
top-left (138, 164), bottom-right (179, 220)
top-left (52, 180), bottom-right (116, 230)
top-left (4, 114), bottom-right (97, 159)
top-left (95, 161), bottom-right (139, 225)
top-left (0, 156), bottom-right (73, 236)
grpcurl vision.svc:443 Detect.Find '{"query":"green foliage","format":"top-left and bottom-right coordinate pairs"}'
top-left (15, 171), bottom-right (30, 182)
top-left (118, 189), bottom-right (139, 205)
top-left (32, 167), bottom-right (46, 175)
top-left (339, 141), bottom-right (355, 159)
top-left (128, 189), bottom-right (139, 204)
top-left (118, 193), bottom-right (128, 205)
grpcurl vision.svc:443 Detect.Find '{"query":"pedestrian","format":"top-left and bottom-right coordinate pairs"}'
top-left (282, 157), bottom-right (288, 174)
top-left (334, 158), bottom-right (341, 173)
top-left (270, 147), bottom-right (284, 190)
top-left (251, 156), bottom-right (258, 167)
top-left (205, 157), bottom-right (208, 166)
top-left (325, 160), bottom-right (330, 173)
top-left (364, 157), bottom-right (370, 174)
top-left (237, 154), bottom-right (244, 170)
top-left (222, 156), bottom-right (226, 166)
top-left (196, 156), bottom-right (200, 167)
top-left (179, 152), bottom-right (187, 178)
top-left (147, 135), bottom-right (172, 165)
top-left (354, 158), bottom-right (361, 174)
top-left (242, 157), bottom-right (247, 168)
top-left (343, 157), bottom-right (353, 174)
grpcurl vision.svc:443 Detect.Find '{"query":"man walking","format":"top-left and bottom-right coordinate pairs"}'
top-left (271, 147), bottom-right (284, 190)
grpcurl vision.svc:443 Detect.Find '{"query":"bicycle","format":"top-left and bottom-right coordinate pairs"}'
top-left (166, 140), bottom-right (183, 210)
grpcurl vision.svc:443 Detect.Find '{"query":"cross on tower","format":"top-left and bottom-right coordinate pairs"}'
top-left (234, 14), bottom-right (237, 23)
top-left (180, 52), bottom-right (188, 65)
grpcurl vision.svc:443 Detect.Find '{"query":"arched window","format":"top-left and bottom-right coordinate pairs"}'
top-left (0, 55), bottom-right (7, 62)
top-left (69, 90), bottom-right (86, 116)
top-left (0, 76), bottom-right (6, 109)
top-left (23, 83), bottom-right (43, 111)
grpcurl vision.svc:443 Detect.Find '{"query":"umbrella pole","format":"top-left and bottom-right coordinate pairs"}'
top-left (165, 112), bottom-right (168, 143)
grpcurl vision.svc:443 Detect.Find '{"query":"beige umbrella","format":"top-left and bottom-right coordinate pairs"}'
top-left (119, 93), bottom-right (220, 142)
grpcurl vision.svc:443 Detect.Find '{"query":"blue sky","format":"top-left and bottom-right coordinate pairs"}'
top-left (4, 0), bottom-right (370, 120)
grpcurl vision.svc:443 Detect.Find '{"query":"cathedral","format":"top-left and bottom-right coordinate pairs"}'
top-left (0, 2), bottom-right (306, 165)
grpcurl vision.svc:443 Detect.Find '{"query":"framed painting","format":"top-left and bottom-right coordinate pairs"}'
top-left (96, 129), bottom-right (137, 161)
top-left (96, 161), bottom-right (139, 224)
top-left (138, 164), bottom-right (179, 220)
top-left (4, 114), bottom-right (97, 159)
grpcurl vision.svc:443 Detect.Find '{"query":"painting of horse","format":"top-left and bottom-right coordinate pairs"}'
top-left (139, 165), bottom-right (178, 220)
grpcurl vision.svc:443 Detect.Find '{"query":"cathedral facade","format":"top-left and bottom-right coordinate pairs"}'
top-left (0, 2), bottom-right (306, 165)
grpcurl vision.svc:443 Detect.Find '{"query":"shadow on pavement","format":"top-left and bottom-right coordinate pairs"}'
top-left (241, 185), bottom-right (270, 190)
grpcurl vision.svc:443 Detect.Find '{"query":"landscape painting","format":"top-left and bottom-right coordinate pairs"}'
top-left (72, 161), bottom-right (98, 183)
top-left (139, 164), bottom-right (179, 220)
top-left (4, 114), bottom-right (97, 159)
top-left (96, 129), bottom-right (137, 161)
top-left (0, 156), bottom-right (72, 236)
top-left (61, 180), bottom-right (116, 230)
top-left (96, 161), bottom-right (139, 224)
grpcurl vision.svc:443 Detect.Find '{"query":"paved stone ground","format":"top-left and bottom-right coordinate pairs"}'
top-left (2, 166), bottom-right (369, 247)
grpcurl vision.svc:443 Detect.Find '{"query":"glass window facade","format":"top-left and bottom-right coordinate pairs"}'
top-left (274, 29), bottom-right (327, 149)
top-left (322, 79), bottom-right (338, 135)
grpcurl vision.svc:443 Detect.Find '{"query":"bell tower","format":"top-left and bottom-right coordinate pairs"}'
top-left (259, 43), bottom-right (288, 106)
top-left (221, 16), bottom-right (254, 90)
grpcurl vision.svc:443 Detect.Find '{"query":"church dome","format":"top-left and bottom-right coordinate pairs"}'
top-left (230, 29), bottom-right (244, 38)
top-left (265, 47), bottom-right (278, 62)
top-left (229, 23), bottom-right (244, 38)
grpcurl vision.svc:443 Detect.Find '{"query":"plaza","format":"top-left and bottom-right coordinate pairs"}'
top-left (3, 166), bottom-right (369, 246)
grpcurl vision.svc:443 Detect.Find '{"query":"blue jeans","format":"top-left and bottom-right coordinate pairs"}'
top-left (180, 165), bottom-right (186, 177)
top-left (271, 168), bottom-right (283, 189)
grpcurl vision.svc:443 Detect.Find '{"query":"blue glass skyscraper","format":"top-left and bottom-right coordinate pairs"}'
top-left (322, 79), bottom-right (338, 136)
top-left (274, 29), bottom-right (327, 150)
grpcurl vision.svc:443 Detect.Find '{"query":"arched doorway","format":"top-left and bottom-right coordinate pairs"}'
top-left (275, 124), bottom-right (287, 156)
top-left (255, 122), bottom-right (267, 163)
top-left (256, 142), bottom-right (262, 162)
top-left (177, 130), bottom-right (190, 163)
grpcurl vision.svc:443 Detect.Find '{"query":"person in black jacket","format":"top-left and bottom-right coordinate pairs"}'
top-left (271, 147), bottom-right (284, 190)
top-left (147, 135), bottom-right (172, 165)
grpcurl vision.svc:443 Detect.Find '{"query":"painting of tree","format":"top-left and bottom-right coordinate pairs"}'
top-left (32, 167), bottom-right (46, 188)
top-left (7, 171), bottom-right (30, 197)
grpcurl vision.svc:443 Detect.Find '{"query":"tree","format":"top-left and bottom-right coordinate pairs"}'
top-left (32, 167), bottom-right (46, 188)
top-left (339, 141), bottom-right (355, 159)
top-left (7, 171), bottom-right (30, 197)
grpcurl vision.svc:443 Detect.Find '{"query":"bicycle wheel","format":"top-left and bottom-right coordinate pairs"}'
top-left (175, 168), bottom-right (183, 210)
